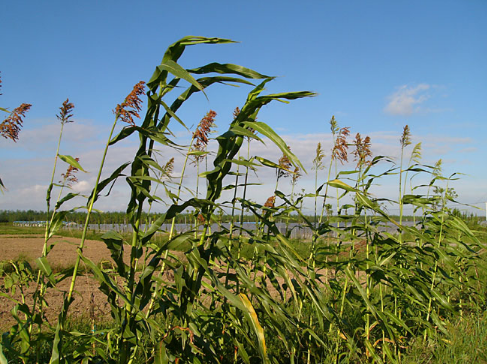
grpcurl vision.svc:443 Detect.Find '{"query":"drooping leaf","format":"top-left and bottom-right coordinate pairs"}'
top-left (58, 154), bottom-right (87, 172)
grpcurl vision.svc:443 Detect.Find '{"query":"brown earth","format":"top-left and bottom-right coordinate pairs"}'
top-left (0, 235), bottom-right (182, 330)
top-left (0, 235), bottom-right (339, 331)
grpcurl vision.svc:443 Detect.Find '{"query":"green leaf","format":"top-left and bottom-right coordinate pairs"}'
top-left (87, 162), bottom-right (130, 205)
top-left (55, 192), bottom-right (79, 210)
top-left (58, 154), bottom-right (86, 172)
top-left (36, 257), bottom-right (57, 286)
top-left (242, 121), bottom-right (305, 173)
top-left (240, 293), bottom-right (269, 363)
top-left (0, 342), bottom-right (8, 364)
top-left (230, 125), bottom-right (264, 142)
top-left (188, 62), bottom-right (269, 80)
top-left (101, 230), bottom-right (127, 277)
top-left (48, 210), bottom-right (68, 240)
top-left (158, 60), bottom-right (205, 94)
top-left (328, 179), bottom-right (357, 192)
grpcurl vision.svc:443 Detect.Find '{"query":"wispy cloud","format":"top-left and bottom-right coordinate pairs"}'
top-left (384, 84), bottom-right (431, 116)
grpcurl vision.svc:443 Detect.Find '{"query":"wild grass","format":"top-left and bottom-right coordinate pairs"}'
top-left (1, 36), bottom-right (485, 364)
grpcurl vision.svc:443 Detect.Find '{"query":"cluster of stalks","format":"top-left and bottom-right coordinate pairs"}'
top-left (1, 37), bottom-right (485, 364)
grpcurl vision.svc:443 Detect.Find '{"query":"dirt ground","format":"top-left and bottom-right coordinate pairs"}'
top-left (0, 235), bottom-right (167, 330)
top-left (0, 234), bottom-right (334, 331)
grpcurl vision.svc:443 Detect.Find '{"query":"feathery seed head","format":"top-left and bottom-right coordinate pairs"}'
top-left (278, 147), bottom-right (292, 179)
top-left (433, 159), bottom-right (443, 177)
top-left (291, 166), bottom-right (301, 186)
top-left (60, 157), bottom-right (80, 187)
top-left (330, 115), bottom-right (338, 134)
top-left (264, 195), bottom-right (276, 208)
top-left (193, 110), bottom-right (217, 147)
top-left (400, 125), bottom-right (412, 148)
top-left (332, 127), bottom-right (350, 164)
top-left (114, 81), bottom-right (146, 126)
top-left (57, 99), bottom-right (75, 124)
top-left (313, 142), bottom-right (325, 170)
top-left (352, 133), bottom-right (373, 168)
top-left (164, 157), bottom-right (175, 177)
top-left (411, 142), bottom-right (422, 164)
top-left (1, 103), bottom-right (32, 142)
top-left (192, 110), bottom-right (217, 163)
top-left (233, 107), bottom-right (240, 119)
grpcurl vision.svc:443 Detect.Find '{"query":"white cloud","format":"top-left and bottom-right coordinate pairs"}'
top-left (384, 84), bottom-right (431, 116)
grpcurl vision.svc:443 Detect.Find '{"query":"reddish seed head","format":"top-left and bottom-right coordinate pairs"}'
top-left (114, 81), bottom-right (146, 126)
top-left (197, 213), bottom-right (205, 224)
top-left (57, 99), bottom-right (75, 124)
top-left (1, 103), bottom-right (32, 142)
top-left (332, 127), bottom-right (350, 164)
top-left (192, 110), bottom-right (217, 163)
top-left (264, 195), bottom-right (276, 208)
top-left (277, 146), bottom-right (292, 179)
top-left (352, 133), bottom-right (372, 167)
top-left (60, 157), bottom-right (80, 187)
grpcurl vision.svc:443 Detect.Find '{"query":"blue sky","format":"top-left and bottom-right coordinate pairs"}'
top-left (1, 0), bottom-right (486, 215)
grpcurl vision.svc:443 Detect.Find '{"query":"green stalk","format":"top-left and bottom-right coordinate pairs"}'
top-left (44, 122), bottom-right (64, 250)
top-left (65, 116), bottom-right (120, 304)
top-left (225, 151), bottom-right (240, 287)
top-left (237, 138), bottom-right (251, 260)
top-left (146, 137), bottom-right (195, 317)
top-left (32, 112), bottom-right (68, 343)
top-left (424, 182), bottom-right (448, 339)
top-left (169, 137), bottom-right (195, 240)
top-left (194, 158), bottom-right (200, 239)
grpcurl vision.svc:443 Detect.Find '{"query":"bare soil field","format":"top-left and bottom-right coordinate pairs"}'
top-left (0, 235), bottom-right (335, 331)
top-left (0, 235), bottom-right (180, 330)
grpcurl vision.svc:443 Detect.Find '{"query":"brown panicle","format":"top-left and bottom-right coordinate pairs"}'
top-left (192, 110), bottom-right (217, 163)
top-left (332, 127), bottom-right (350, 164)
top-left (292, 166), bottom-right (301, 186)
top-left (352, 133), bottom-right (372, 168)
top-left (233, 107), bottom-right (240, 119)
top-left (1, 103), bottom-right (32, 142)
top-left (197, 213), bottom-right (205, 224)
top-left (400, 125), bottom-right (411, 148)
top-left (114, 81), bottom-right (146, 126)
top-left (60, 157), bottom-right (80, 187)
top-left (278, 146), bottom-right (292, 179)
top-left (57, 99), bottom-right (75, 124)
top-left (264, 195), bottom-right (276, 208)
top-left (163, 157), bottom-right (175, 177)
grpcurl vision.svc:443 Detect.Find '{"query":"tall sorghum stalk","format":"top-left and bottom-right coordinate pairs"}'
top-left (66, 82), bottom-right (145, 306)
top-left (424, 175), bottom-right (449, 340)
top-left (319, 117), bottom-right (350, 226)
top-left (31, 100), bottom-right (74, 353)
top-left (314, 118), bottom-right (349, 287)
top-left (312, 142), bottom-right (325, 228)
top-left (44, 99), bottom-right (75, 253)
top-left (352, 133), bottom-right (373, 348)
top-left (146, 111), bottom-right (216, 315)
top-left (229, 108), bottom-right (242, 240)
top-left (407, 142), bottom-right (422, 226)
top-left (398, 125), bottom-right (411, 227)
top-left (237, 126), bottom-right (254, 260)
top-left (191, 110), bottom-right (216, 237)
top-left (286, 165), bottom-right (301, 234)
